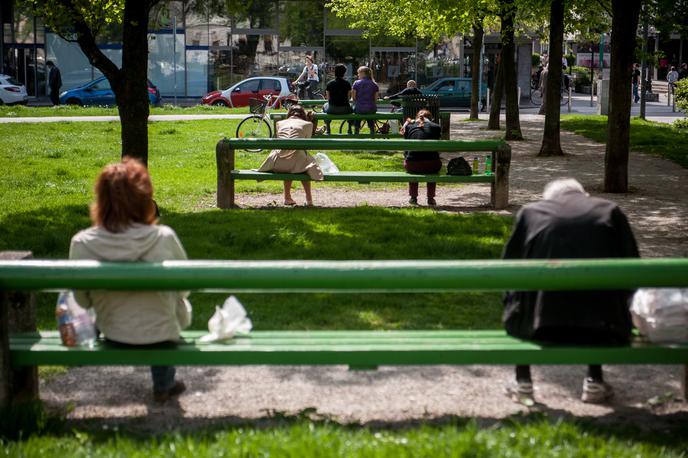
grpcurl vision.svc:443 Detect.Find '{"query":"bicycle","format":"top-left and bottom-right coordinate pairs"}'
top-left (235, 94), bottom-right (280, 151)
top-left (530, 87), bottom-right (569, 107)
top-left (289, 81), bottom-right (325, 112)
top-left (333, 103), bottom-right (401, 135)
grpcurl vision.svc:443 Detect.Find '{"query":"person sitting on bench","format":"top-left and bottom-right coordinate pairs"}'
top-left (384, 79), bottom-right (422, 108)
top-left (323, 63), bottom-right (353, 135)
top-left (257, 104), bottom-right (323, 206)
top-left (400, 109), bottom-right (442, 206)
top-left (69, 158), bottom-right (192, 403)
top-left (502, 178), bottom-right (640, 404)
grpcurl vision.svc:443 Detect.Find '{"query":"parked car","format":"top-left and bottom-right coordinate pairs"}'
top-left (201, 76), bottom-right (291, 108)
top-left (59, 76), bottom-right (162, 106)
top-left (421, 77), bottom-right (487, 108)
top-left (0, 74), bottom-right (29, 105)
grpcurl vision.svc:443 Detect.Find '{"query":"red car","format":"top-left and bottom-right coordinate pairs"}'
top-left (201, 76), bottom-right (292, 108)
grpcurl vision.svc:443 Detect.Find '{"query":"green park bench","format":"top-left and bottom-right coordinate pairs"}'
top-left (2, 256), bottom-right (688, 408)
top-left (215, 138), bottom-right (511, 209)
top-left (269, 112), bottom-right (451, 139)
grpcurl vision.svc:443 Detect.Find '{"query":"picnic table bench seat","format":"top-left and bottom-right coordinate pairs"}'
top-left (216, 138), bottom-right (511, 209)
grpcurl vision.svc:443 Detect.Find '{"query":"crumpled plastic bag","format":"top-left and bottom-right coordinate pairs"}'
top-left (313, 152), bottom-right (340, 173)
top-left (199, 295), bottom-right (253, 342)
top-left (631, 288), bottom-right (688, 343)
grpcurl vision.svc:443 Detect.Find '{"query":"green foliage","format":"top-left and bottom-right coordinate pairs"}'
top-left (673, 118), bottom-right (688, 129)
top-left (22, 0), bottom-right (125, 38)
top-left (560, 115), bottom-right (688, 168)
top-left (570, 65), bottom-right (592, 89)
top-left (0, 104), bottom-right (252, 118)
top-left (531, 52), bottom-right (541, 67)
top-left (673, 78), bottom-right (688, 113)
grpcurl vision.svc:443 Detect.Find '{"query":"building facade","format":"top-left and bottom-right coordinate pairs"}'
top-left (1, 1), bottom-right (534, 101)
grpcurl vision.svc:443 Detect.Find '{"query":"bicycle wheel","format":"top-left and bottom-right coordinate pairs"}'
top-left (338, 119), bottom-right (353, 134)
top-left (530, 89), bottom-right (543, 106)
top-left (235, 116), bottom-right (272, 152)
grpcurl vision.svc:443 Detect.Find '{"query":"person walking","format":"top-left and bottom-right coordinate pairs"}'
top-left (632, 63), bottom-right (641, 103)
top-left (502, 178), bottom-right (639, 404)
top-left (46, 61), bottom-right (62, 106)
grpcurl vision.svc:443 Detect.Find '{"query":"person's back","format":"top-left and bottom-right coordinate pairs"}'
top-left (403, 120), bottom-right (441, 162)
top-left (502, 178), bottom-right (639, 404)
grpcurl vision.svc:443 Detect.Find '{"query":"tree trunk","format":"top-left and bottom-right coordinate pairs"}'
top-left (488, 56), bottom-right (504, 130)
top-left (500, 0), bottom-right (523, 141)
top-left (66, 0), bottom-right (152, 166)
top-left (116, 0), bottom-right (152, 166)
top-left (605, 0), bottom-right (642, 193)
top-left (470, 24), bottom-right (484, 120)
top-left (538, 0), bottom-right (564, 156)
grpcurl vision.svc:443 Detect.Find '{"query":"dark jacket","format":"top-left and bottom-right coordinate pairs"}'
top-left (49, 66), bottom-right (62, 91)
top-left (403, 120), bottom-right (441, 161)
top-left (388, 87), bottom-right (422, 99)
top-left (502, 191), bottom-right (639, 344)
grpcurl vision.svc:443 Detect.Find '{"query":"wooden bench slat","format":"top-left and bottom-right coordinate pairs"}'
top-left (270, 112), bottom-right (451, 120)
top-left (10, 331), bottom-right (688, 367)
top-left (230, 170), bottom-right (495, 183)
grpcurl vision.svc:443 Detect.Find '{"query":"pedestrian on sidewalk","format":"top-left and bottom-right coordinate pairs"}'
top-left (46, 61), bottom-right (62, 106)
top-left (632, 63), bottom-right (641, 103)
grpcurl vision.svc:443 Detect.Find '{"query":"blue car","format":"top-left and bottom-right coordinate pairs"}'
top-left (59, 76), bottom-right (162, 106)
top-left (421, 77), bottom-right (487, 108)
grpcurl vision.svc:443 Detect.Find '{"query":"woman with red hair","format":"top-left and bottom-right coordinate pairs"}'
top-left (69, 158), bottom-right (191, 403)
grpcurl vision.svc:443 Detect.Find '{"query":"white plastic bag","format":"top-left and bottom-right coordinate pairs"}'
top-left (55, 291), bottom-right (97, 348)
top-left (199, 295), bottom-right (253, 342)
top-left (313, 152), bottom-right (340, 173)
top-left (630, 288), bottom-right (688, 343)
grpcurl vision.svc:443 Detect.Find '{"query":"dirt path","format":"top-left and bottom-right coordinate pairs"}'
top-left (42, 116), bottom-right (688, 433)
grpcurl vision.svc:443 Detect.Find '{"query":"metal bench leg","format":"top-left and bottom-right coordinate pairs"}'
top-left (216, 139), bottom-right (236, 209)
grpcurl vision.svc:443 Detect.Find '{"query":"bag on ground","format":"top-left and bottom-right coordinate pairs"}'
top-left (447, 157), bottom-right (473, 176)
top-left (630, 288), bottom-right (688, 343)
top-left (314, 152), bottom-right (340, 173)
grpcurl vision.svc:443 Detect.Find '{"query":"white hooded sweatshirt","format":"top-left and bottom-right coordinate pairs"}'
top-left (69, 223), bottom-right (191, 344)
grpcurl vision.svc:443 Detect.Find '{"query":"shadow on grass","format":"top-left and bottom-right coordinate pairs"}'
top-left (0, 204), bottom-right (510, 330)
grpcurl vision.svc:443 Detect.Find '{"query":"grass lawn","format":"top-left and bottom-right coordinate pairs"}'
top-left (0, 104), bottom-right (251, 117)
top-left (560, 115), bottom-right (688, 168)
top-left (3, 119), bottom-right (686, 455)
top-left (4, 414), bottom-right (688, 457)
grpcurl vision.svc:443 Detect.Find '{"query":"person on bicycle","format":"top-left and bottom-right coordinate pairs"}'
top-left (323, 63), bottom-right (353, 135)
top-left (293, 55), bottom-right (320, 100)
top-left (351, 66), bottom-right (379, 134)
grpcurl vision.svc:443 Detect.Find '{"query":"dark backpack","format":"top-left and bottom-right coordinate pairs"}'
top-left (446, 157), bottom-right (473, 176)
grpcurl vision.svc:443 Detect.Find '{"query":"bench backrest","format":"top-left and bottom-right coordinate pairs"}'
top-left (221, 138), bottom-right (506, 152)
top-left (1, 259), bottom-right (687, 292)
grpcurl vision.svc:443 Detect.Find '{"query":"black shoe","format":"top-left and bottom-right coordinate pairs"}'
top-left (409, 197), bottom-right (418, 205)
top-left (427, 198), bottom-right (437, 206)
top-left (154, 380), bottom-right (186, 403)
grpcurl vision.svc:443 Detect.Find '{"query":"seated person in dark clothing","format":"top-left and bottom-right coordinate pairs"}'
top-left (323, 63), bottom-right (352, 134)
top-left (384, 79), bottom-right (422, 106)
top-left (502, 178), bottom-right (640, 404)
top-left (400, 109), bottom-right (442, 206)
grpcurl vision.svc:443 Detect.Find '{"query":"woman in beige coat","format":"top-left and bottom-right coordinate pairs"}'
top-left (258, 105), bottom-right (323, 206)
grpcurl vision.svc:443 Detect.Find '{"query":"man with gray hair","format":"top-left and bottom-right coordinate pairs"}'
top-left (502, 178), bottom-right (639, 404)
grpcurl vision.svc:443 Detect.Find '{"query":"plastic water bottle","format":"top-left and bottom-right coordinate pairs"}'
top-left (56, 291), bottom-right (96, 348)
top-left (56, 292), bottom-right (77, 347)
top-left (472, 156), bottom-right (479, 175)
top-left (485, 155), bottom-right (492, 176)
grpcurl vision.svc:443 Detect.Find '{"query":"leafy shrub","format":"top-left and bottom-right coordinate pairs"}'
top-left (532, 53), bottom-right (541, 68)
top-left (674, 78), bottom-right (688, 113)
top-left (673, 118), bottom-right (688, 129)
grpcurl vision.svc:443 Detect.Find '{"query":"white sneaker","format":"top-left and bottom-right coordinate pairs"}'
top-left (582, 378), bottom-right (614, 403)
top-left (505, 380), bottom-right (535, 404)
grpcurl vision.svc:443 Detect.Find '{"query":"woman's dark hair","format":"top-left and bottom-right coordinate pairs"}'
top-left (91, 157), bottom-right (157, 233)
top-left (334, 63), bottom-right (347, 78)
top-left (287, 104), bottom-right (308, 121)
top-left (414, 108), bottom-right (433, 128)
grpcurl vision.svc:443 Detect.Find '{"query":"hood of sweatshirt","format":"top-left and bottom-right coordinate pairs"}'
top-left (70, 223), bottom-right (170, 262)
